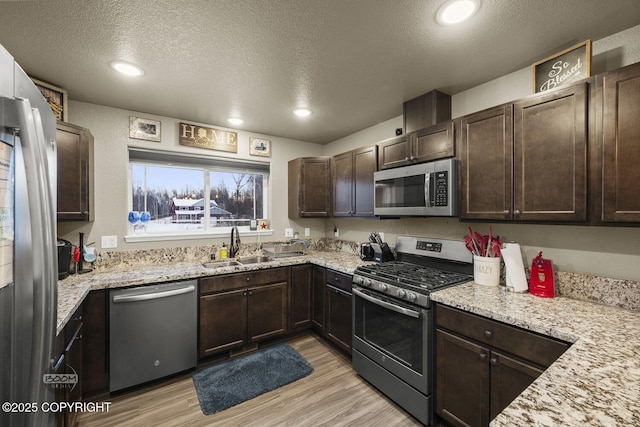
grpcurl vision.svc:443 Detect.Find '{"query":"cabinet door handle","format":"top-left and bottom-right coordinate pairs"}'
top-left (484, 330), bottom-right (493, 339)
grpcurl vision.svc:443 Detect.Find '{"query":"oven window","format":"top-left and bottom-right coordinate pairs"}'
top-left (375, 174), bottom-right (426, 208)
top-left (355, 293), bottom-right (423, 373)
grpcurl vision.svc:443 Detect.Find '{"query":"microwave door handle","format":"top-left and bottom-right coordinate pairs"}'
top-left (424, 173), bottom-right (431, 207)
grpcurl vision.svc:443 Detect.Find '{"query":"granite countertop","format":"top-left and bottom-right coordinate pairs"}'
top-left (431, 283), bottom-right (640, 426)
top-left (56, 250), bottom-right (370, 335)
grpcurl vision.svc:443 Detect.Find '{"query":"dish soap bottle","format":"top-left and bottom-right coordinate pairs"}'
top-left (220, 243), bottom-right (228, 259)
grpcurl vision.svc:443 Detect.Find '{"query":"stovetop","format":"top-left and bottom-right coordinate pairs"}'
top-left (352, 236), bottom-right (474, 308)
top-left (355, 261), bottom-right (472, 292)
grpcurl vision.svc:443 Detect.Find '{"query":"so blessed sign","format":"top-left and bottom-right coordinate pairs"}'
top-left (533, 40), bottom-right (591, 93)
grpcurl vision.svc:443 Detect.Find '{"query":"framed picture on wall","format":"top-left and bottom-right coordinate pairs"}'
top-left (249, 137), bottom-right (271, 157)
top-left (129, 116), bottom-right (161, 142)
top-left (32, 78), bottom-right (68, 122)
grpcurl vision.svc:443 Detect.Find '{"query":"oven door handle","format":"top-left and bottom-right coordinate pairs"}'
top-left (353, 288), bottom-right (420, 318)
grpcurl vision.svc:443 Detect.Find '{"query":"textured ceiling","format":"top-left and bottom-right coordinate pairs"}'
top-left (1, 0), bottom-right (639, 144)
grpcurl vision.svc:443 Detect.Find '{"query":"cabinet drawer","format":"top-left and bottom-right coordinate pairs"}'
top-left (325, 269), bottom-right (352, 293)
top-left (436, 304), bottom-right (568, 368)
top-left (200, 267), bottom-right (288, 294)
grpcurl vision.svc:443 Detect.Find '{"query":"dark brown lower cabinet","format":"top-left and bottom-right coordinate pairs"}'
top-left (311, 265), bottom-right (326, 330)
top-left (290, 264), bottom-right (313, 331)
top-left (200, 289), bottom-right (248, 355)
top-left (489, 350), bottom-right (542, 420)
top-left (436, 330), bottom-right (489, 427)
top-left (81, 290), bottom-right (109, 400)
top-left (435, 304), bottom-right (568, 427)
top-left (324, 270), bottom-right (353, 355)
top-left (55, 305), bottom-right (83, 426)
top-left (199, 269), bottom-right (288, 358)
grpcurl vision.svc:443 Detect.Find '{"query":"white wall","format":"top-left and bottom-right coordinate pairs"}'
top-left (57, 102), bottom-right (324, 250)
top-left (321, 24), bottom-right (640, 281)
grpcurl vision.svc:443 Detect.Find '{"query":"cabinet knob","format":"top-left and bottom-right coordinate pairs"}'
top-left (479, 352), bottom-right (488, 361)
top-left (300, 210), bottom-right (304, 214)
top-left (246, 277), bottom-right (250, 281)
top-left (404, 157), bottom-right (410, 162)
top-left (514, 210), bottom-right (521, 215)
top-left (484, 330), bottom-right (493, 339)
top-left (490, 356), bottom-right (498, 365)
top-left (409, 156), bottom-right (415, 161)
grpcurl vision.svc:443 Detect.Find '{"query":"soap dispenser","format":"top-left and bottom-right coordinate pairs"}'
top-left (220, 242), bottom-right (228, 259)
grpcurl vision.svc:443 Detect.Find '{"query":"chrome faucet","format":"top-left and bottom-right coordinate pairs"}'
top-left (229, 224), bottom-right (241, 258)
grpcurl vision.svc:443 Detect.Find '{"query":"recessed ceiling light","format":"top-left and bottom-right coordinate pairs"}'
top-left (110, 60), bottom-right (144, 77)
top-left (227, 117), bottom-right (244, 125)
top-left (293, 108), bottom-right (312, 117)
top-left (437, 0), bottom-right (479, 25)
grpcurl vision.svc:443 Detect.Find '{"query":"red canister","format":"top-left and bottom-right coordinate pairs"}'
top-left (529, 252), bottom-right (555, 297)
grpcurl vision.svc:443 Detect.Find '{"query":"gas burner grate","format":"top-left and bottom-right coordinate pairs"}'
top-left (357, 261), bottom-right (471, 291)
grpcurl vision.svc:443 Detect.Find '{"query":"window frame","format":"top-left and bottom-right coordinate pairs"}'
top-left (125, 148), bottom-right (272, 243)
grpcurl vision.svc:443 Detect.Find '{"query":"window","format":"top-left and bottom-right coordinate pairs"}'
top-left (128, 148), bottom-right (269, 240)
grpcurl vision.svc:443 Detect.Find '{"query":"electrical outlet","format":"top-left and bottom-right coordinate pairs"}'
top-left (101, 235), bottom-right (117, 248)
top-left (378, 232), bottom-right (385, 242)
top-left (304, 228), bottom-right (310, 237)
top-left (285, 228), bottom-right (293, 238)
top-left (334, 228), bottom-right (339, 237)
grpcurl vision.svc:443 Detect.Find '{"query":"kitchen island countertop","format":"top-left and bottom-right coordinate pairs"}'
top-left (431, 282), bottom-right (640, 426)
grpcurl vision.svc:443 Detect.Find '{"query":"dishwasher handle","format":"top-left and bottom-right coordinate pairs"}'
top-left (112, 284), bottom-right (196, 303)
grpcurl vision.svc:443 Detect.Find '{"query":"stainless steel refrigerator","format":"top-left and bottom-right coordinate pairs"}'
top-left (0, 44), bottom-right (58, 427)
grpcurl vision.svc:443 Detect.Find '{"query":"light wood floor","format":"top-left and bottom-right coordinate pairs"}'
top-left (77, 334), bottom-right (424, 426)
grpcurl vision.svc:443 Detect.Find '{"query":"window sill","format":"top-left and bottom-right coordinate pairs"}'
top-left (124, 229), bottom-right (274, 243)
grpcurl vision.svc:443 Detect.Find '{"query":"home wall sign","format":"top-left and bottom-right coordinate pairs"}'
top-left (532, 40), bottom-right (591, 93)
top-left (179, 122), bottom-right (238, 153)
top-left (31, 78), bottom-right (68, 121)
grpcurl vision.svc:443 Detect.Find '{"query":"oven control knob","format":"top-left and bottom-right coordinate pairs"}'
top-left (407, 292), bottom-right (417, 302)
top-left (353, 276), bottom-right (362, 284)
top-left (364, 279), bottom-right (372, 287)
top-left (397, 289), bottom-right (406, 298)
top-left (379, 283), bottom-right (388, 292)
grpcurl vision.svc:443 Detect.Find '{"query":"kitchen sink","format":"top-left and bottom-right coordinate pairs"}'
top-left (202, 260), bottom-right (241, 269)
top-left (237, 256), bottom-right (272, 265)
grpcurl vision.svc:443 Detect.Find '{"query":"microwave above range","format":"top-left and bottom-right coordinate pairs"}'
top-left (373, 158), bottom-right (458, 217)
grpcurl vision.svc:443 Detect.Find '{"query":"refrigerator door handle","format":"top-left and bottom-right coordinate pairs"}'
top-left (14, 97), bottom-right (57, 425)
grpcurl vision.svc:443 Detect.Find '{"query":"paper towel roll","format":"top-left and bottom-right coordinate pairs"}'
top-left (501, 243), bottom-right (529, 292)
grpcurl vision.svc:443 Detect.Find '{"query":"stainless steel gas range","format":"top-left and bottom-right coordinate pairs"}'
top-left (352, 236), bottom-right (473, 426)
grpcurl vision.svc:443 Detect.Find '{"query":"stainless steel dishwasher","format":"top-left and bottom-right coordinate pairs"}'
top-left (109, 280), bottom-right (197, 392)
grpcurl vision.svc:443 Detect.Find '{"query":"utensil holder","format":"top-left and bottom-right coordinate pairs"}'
top-left (473, 255), bottom-right (501, 286)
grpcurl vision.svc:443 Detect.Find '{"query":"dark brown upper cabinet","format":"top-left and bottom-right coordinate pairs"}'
top-left (513, 82), bottom-right (588, 222)
top-left (56, 122), bottom-right (94, 221)
top-left (332, 145), bottom-right (377, 217)
top-left (378, 121), bottom-right (455, 170)
top-left (403, 89), bottom-right (452, 134)
top-left (459, 105), bottom-right (514, 221)
top-left (601, 62), bottom-right (640, 222)
top-left (288, 157), bottom-right (331, 218)
top-left (459, 82), bottom-right (588, 222)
